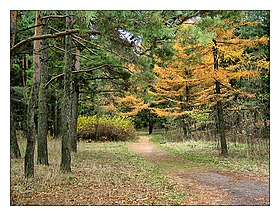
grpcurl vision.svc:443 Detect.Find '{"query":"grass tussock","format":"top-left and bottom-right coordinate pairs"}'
top-left (11, 138), bottom-right (185, 206)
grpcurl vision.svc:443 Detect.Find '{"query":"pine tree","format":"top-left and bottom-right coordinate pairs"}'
top-left (10, 10), bottom-right (21, 159)
top-left (25, 11), bottom-right (42, 177)
top-left (60, 12), bottom-right (74, 172)
top-left (37, 13), bottom-right (49, 165)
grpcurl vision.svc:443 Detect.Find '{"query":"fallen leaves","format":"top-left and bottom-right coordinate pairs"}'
top-left (10, 139), bottom-right (184, 206)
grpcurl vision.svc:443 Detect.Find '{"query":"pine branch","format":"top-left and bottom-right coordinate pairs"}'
top-left (16, 24), bottom-right (45, 33)
top-left (72, 35), bottom-right (132, 62)
top-left (42, 15), bottom-right (71, 20)
top-left (49, 45), bottom-right (91, 60)
top-left (11, 29), bottom-right (101, 54)
top-left (48, 26), bottom-right (98, 56)
top-left (45, 64), bottom-right (131, 87)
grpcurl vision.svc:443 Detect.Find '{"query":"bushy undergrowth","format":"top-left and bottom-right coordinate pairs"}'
top-left (77, 115), bottom-right (136, 142)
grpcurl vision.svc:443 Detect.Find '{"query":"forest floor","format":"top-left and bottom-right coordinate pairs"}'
top-left (130, 135), bottom-right (269, 205)
top-left (10, 135), bottom-right (269, 206)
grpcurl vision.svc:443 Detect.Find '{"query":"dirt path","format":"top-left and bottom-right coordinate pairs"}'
top-left (130, 136), bottom-right (270, 206)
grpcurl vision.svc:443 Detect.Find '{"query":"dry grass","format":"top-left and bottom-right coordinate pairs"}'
top-left (11, 138), bottom-right (185, 206)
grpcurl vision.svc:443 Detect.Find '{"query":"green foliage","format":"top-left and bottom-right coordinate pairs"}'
top-left (77, 115), bottom-right (136, 141)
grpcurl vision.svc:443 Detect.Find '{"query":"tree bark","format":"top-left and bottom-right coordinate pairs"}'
top-left (71, 47), bottom-right (81, 152)
top-left (215, 81), bottom-right (228, 155)
top-left (10, 10), bottom-right (21, 159)
top-left (25, 11), bottom-right (42, 177)
top-left (37, 18), bottom-right (49, 165)
top-left (10, 11), bottom-right (17, 48)
top-left (213, 39), bottom-right (228, 156)
top-left (70, 47), bottom-right (80, 152)
top-left (70, 82), bottom-right (79, 152)
top-left (54, 94), bottom-right (61, 139)
top-left (10, 107), bottom-right (21, 158)
top-left (60, 14), bottom-right (73, 172)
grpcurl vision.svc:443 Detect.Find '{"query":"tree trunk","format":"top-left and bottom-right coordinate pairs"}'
top-left (10, 11), bottom-right (17, 48)
top-left (60, 14), bottom-right (73, 172)
top-left (148, 121), bottom-right (154, 134)
top-left (22, 56), bottom-right (27, 87)
top-left (25, 11), bottom-right (42, 177)
top-left (181, 117), bottom-right (191, 140)
top-left (147, 111), bottom-right (154, 134)
top-left (10, 10), bottom-right (21, 159)
top-left (37, 18), bottom-right (49, 165)
top-left (54, 95), bottom-right (61, 138)
top-left (183, 82), bottom-right (192, 140)
top-left (179, 83), bottom-right (192, 140)
top-left (70, 47), bottom-right (80, 152)
top-left (70, 82), bottom-right (79, 152)
top-left (10, 107), bottom-right (21, 158)
top-left (213, 39), bottom-right (228, 156)
top-left (215, 81), bottom-right (228, 155)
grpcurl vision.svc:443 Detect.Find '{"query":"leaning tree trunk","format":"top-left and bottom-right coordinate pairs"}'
top-left (213, 39), bottom-right (228, 156)
top-left (60, 14), bottom-right (73, 172)
top-left (10, 10), bottom-right (21, 159)
top-left (37, 18), bottom-right (49, 165)
top-left (25, 11), bottom-right (42, 177)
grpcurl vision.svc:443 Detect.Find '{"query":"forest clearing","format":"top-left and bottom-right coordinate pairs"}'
top-left (9, 10), bottom-right (270, 207)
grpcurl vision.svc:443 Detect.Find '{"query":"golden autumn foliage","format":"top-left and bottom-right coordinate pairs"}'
top-left (116, 95), bottom-right (150, 116)
top-left (149, 19), bottom-right (269, 118)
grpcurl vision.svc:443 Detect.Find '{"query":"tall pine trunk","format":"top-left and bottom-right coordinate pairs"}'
top-left (25, 11), bottom-right (42, 177)
top-left (70, 82), bottom-right (79, 152)
top-left (60, 14), bottom-right (73, 172)
top-left (54, 94), bottom-right (61, 138)
top-left (37, 18), bottom-right (49, 165)
top-left (213, 39), bottom-right (228, 156)
top-left (10, 10), bottom-right (21, 159)
top-left (70, 47), bottom-right (80, 152)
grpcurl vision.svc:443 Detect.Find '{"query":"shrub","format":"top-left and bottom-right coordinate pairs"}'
top-left (77, 115), bottom-right (136, 142)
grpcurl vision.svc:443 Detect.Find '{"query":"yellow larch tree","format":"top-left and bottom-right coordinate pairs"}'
top-left (114, 63), bottom-right (151, 117)
top-left (193, 19), bottom-right (269, 155)
top-left (149, 23), bottom-right (208, 139)
top-left (150, 18), bottom-right (269, 154)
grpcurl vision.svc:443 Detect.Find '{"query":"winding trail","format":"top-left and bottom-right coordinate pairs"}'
top-left (130, 135), bottom-right (270, 206)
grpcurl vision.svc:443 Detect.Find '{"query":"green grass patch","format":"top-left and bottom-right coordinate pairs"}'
top-left (151, 134), bottom-right (269, 177)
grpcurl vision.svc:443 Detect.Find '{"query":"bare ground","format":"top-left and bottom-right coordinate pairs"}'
top-left (129, 135), bottom-right (270, 206)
